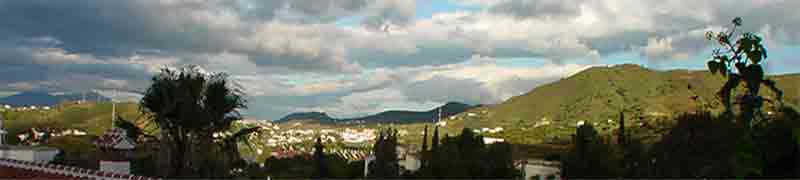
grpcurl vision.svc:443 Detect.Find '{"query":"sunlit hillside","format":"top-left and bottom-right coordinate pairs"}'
top-left (1, 101), bottom-right (148, 143)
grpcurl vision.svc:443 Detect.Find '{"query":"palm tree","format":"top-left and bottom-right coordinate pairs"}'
top-left (140, 65), bottom-right (252, 177)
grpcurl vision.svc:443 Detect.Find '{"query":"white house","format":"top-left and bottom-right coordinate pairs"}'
top-left (399, 154), bottom-right (421, 172)
top-left (0, 145), bottom-right (61, 162)
top-left (518, 159), bottom-right (561, 180)
top-left (0, 114), bottom-right (61, 162)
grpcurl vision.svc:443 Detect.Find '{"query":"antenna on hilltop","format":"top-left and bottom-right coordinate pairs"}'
top-left (437, 106), bottom-right (442, 123)
top-left (111, 89), bottom-right (117, 127)
top-left (382, 23), bottom-right (391, 34)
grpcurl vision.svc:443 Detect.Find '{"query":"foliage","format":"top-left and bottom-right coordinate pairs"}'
top-left (312, 137), bottom-right (329, 178)
top-left (620, 108), bottom-right (800, 178)
top-left (369, 128), bottom-right (400, 178)
top-left (44, 135), bottom-right (100, 170)
top-left (139, 65), bottom-right (251, 178)
top-left (416, 128), bottom-right (519, 179)
top-left (705, 17), bottom-right (782, 119)
top-left (561, 123), bottom-right (619, 178)
top-left (244, 154), bottom-right (362, 179)
top-left (645, 112), bottom-right (740, 178)
top-left (114, 116), bottom-right (150, 141)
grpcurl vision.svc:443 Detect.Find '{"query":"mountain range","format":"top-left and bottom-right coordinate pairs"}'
top-left (0, 91), bottom-right (110, 106)
top-left (276, 102), bottom-right (475, 124)
top-left (3, 64), bottom-right (800, 146)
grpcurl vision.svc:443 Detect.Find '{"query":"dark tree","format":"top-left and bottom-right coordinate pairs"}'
top-left (420, 125), bottom-right (429, 172)
top-left (313, 137), bottom-right (329, 179)
top-left (562, 123), bottom-right (619, 178)
top-left (114, 116), bottom-right (145, 141)
top-left (369, 128), bottom-right (399, 178)
top-left (417, 128), bottom-right (518, 178)
top-left (702, 17), bottom-right (800, 178)
top-left (139, 65), bottom-right (255, 178)
top-left (705, 17), bottom-right (783, 125)
top-left (432, 126), bottom-right (440, 150)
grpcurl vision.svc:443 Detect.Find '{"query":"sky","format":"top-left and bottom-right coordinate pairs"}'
top-left (1, 0), bottom-right (799, 120)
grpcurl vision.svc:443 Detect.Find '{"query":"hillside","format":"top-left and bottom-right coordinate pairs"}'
top-left (452, 64), bottom-right (800, 144)
top-left (276, 102), bottom-right (474, 124)
top-left (2, 64), bottom-right (798, 148)
top-left (0, 102), bottom-right (148, 144)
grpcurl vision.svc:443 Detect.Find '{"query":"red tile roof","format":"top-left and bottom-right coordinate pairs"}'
top-left (93, 128), bottom-right (135, 150)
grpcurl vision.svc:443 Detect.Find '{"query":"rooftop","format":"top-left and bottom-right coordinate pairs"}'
top-left (0, 145), bottom-right (59, 151)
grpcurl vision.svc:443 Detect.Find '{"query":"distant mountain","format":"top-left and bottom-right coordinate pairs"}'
top-left (342, 102), bottom-right (474, 124)
top-left (0, 91), bottom-right (110, 106)
top-left (276, 112), bottom-right (336, 123)
top-left (275, 102), bottom-right (475, 124)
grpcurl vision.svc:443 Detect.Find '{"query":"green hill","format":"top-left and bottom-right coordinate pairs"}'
top-left (1, 101), bottom-right (147, 144)
top-left (452, 64), bottom-right (800, 144)
top-left (242, 64), bottom-right (800, 151)
top-left (2, 64), bottom-right (798, 148)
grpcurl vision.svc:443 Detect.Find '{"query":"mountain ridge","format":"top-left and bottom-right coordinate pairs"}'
top-left (275, 102), bottom-right (475, 124)
top-left (0, 91), bottom-right (110, 106)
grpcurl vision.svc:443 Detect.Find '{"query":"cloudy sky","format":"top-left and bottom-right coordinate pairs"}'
top-left (1, 0), bottom-right (798, 119)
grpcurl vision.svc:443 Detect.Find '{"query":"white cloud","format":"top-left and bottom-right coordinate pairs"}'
top-left (3, 0), bottom-right (800, 119)
top-left (362, 0), bottom-right (417, 30)
top-left (290, 56), bottom-right (595, 118)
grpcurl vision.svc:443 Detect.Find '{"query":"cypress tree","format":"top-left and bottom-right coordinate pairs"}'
top-left (370, 128), bottom-right (400, 178)
top-left (422, 125), bottom-right (429, 153)
top-left (421, 125), bottom-right (429, 174)
top-left (432, 126), bottom-right (440, 150)
top-left (619, 111), bottom-right (625, 145)
top-left (313, 137), bottom-right (329, 179)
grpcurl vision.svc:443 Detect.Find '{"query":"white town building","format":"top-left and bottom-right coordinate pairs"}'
top-left (0, 113), bottom-right (61, 163)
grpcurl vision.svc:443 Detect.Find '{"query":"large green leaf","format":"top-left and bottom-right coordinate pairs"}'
top-left (720, 62), bottom-right (728, 77)
top-left (707, 61), bottom-right (720, 74)
top-left (732, 17), bottom-right (743, 26)
top-left (738, 34), bottom-right (754, 53)
top-left (720, 55), bottom-right (731, 63)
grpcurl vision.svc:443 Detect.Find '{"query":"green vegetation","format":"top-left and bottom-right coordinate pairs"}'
top-left (268, 63), bottom-right (800, 149)
top-left (562, 108), bottom-right (800, 178)
top-left (1, 102), bottom-right (147, 144)
top-left (414, 128), bottom-right (518, 178)
top-left (462, 64), bottom-right (800, 144)
top-left (560, 17), bottom-right (800, 179)
top-left (368, 128), bottom-right (400, 178)
top-left (139, 65), bottom-right (253, 178)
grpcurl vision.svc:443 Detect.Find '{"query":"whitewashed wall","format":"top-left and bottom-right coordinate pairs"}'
top-left (0, 148), bottom-right (59, 163)
top-left (100, 161), bottom-right (131, 175)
